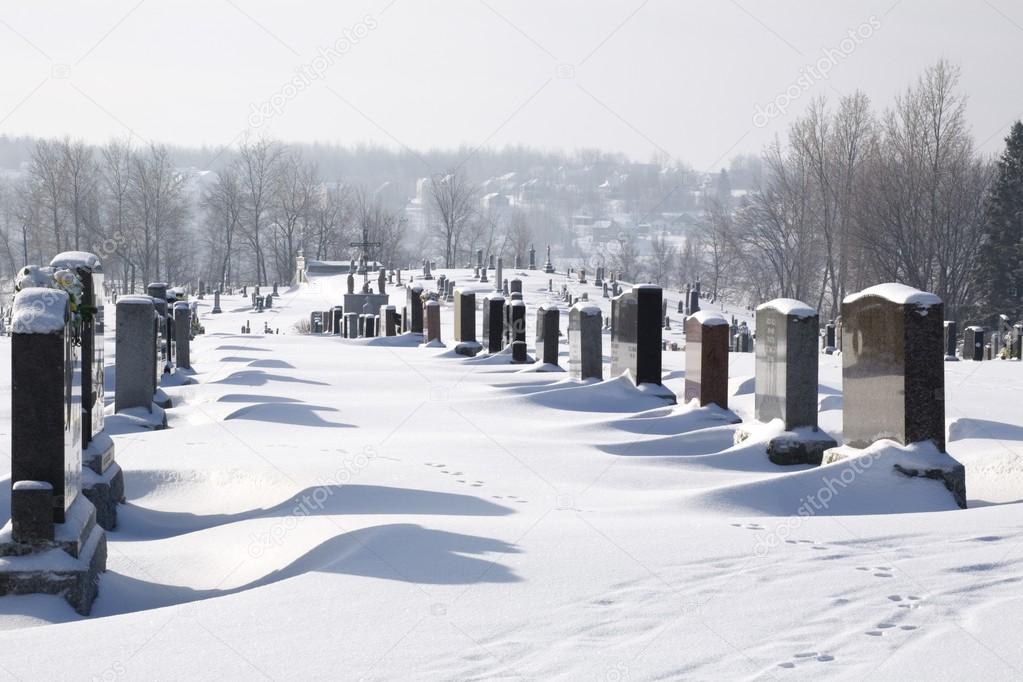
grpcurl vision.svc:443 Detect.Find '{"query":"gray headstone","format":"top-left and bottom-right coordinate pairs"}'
top-left (173, 302), bottom-right (191, 369)
top-left (115, 295), bottom-right (159, 413)
top-left (755, 299), bottom-right (819, 430)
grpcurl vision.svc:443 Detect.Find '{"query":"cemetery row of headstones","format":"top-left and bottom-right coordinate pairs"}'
top-left (0, 252), bottom-right (204, 614)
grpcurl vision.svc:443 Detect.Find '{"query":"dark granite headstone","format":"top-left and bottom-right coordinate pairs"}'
top-left (212, 289), bottom-right (222, 314)
top-left (569, 303), bottom-right (602, 381)
top-left (173, 302), bottom-right (191, 369)
top-left (408, 286), bottom-right (424, 333)
top-left (332, 306), bottom-right (344, 335)
top-left (840, 284), bottom-right (945, 451)
top-left (536, 307), bottom-right (560, 366)
top-left (11, 289), bottom-right (80, 523)
top-left (944, 320), bottom-right (957, 359)
top-left (684, 311), bottom-right (729, 408)
top-left (610, 285), bottom-right (663, 386)
top-left (486, 296), bottom-right (505, 353)
top-left (966, 326), bottom-right (984, 362)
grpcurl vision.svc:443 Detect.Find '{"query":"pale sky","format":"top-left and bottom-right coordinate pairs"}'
top-left (2, 0), bottom-right (1022, 168)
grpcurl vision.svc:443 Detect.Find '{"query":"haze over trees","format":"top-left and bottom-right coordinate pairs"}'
top-left (0, 60), bottom-right (1016, 326)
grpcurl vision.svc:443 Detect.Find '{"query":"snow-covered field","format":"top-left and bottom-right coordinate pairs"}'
top-left (0, 268), bottom-right (1022, 680)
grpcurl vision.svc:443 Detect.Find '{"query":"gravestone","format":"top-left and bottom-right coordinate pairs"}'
top-left (381, 305), bottom-right (397, 336)
top-left (212, 289), bottom-right (222, 314)
top-left (1014, 323), bottom-right (1023, 360)
top-left (480, 266), bottom-right (488, 283)
top-left (378, 269), bottom-right (386, 295)
top-left (611, 285), bottom-right (669, 395)
top-left (115, 296), bottom-right (165, 426)
top-left (544, 245), bottom-right (555, 273)
top-left (424, 300), bottom-right (442, 344)
top-left (264, 294), bottom-right (272, 309)
top-left (509, 300), bottom-right (529, 363)
top-left (496, 258), bottom-right (503, 291)
top-left (684, 310), bottom-right (729, 408)
top-left (484, 296), bottom-right (505, 353)
top-left (477, 248), bottom-right (484, 269)
top-left (408, 286), bottom-right (425, 334)
top-left (272, 282), bottom-right (279, 297)
top-left (453, 290), bottom-right (481, 356)
top-left (687, 287), bottom-right (700, 315)
top-left (536, 307), bottom-right (560, 367)
top-left (746, 299), bottom-right (835, 464)
top-left (347, 273), bottom-right (355, 295)
top-left (345, 312), bottom-right (359, 338)
top-left (2, 287), bottom-right (107, 615)
top-left (569, 303), bottom-right (603, 381)
top-left (823, 284), bottom-right (962, 505)
top-left (510, 278), bottom-right (522, 295)
top-left (332, 306), bottom-right (344, 335)
top-left (529, 244), bottom-right (536, 270)
top-left (966, 326), bottom-right (984, 361)
top-left (944, 320), bottom-right (958, 360)
top-left (834, 284), bottom-right (945, 449)
top-left (173, 302), bottom-right (191, 370)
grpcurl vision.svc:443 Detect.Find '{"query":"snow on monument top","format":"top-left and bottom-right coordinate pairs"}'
top-left (118, 294), bottom-right (157, 305)
top-left (756, 298), bottom-right (816, 318)
top-left (572, 302), bottom-right (602, 316)
top-left (690, 310), bottom-right (728, 326)
top-left (50, 251), bottom-right (101, 271)
top-left (12, 288), bottom-right (68, 334)
top-left (844, 283), bottom-right (941, 307)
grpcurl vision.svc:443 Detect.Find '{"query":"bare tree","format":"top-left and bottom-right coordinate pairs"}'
top-left (272, 152), bottom-right (318, 283)
top-left (429, 169), bottom-right (476, 267)
top-left (647, 232), bottom-right (676, 286)
top-left (201, 166), bottom-right (244, 288)
top-left (237, 139), bottom-right (285, 285)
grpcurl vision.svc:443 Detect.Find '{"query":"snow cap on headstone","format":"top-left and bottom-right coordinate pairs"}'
top-left (12, 288), bottom-right (68, 334)
top-left (690, 310), bottom-right (728, 326)
top-left (843, 283), bottom-right (941, 308)
top-left (50, 250), bottom-right (101, 271)
top-left (756, 298), bottom-right (816, 318)
top-left (572, 301), bottom-right (602, 316)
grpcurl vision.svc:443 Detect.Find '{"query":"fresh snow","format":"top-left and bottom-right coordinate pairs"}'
top-left (0, 269), bottom-right (1021, 680)
top-left (690, 309), bottom-right (728, 326)
top-left (11, 288), bottom-right (67, 334)
top-left (843, 282), bottom-right (942, 307)
top-left (757, 297), bottom-right (817, 318)
top-left (49, 251), bottom-right (102, 271)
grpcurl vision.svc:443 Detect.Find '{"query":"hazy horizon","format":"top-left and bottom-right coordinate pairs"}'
top-left (2, 0), bottom-right (1022, 169)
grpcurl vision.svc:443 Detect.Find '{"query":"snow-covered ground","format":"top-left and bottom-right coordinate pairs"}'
top-left (0, 268), bottom-right (1022, 680)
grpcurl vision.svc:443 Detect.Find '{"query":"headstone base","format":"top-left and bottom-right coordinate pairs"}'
top-left (454, 341), bottom-right (483, 357)
top-left (735, 426), bottom-right (838, 466)
top-left (112, 404), bottom-right (168, 430)
top-left (82, 433), bottom-right (124, 530)
top-left (154, 388), bottom-right (173, 409)
top-left (822, 444), bottom-right (966, 509)
top-left (0, 495), bottom-right (107, 615)
top-left (944, 355), bottom-right (959, 362)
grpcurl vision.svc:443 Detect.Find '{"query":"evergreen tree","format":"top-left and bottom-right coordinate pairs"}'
top-left (978, 121), bottom-right (1023, 319)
